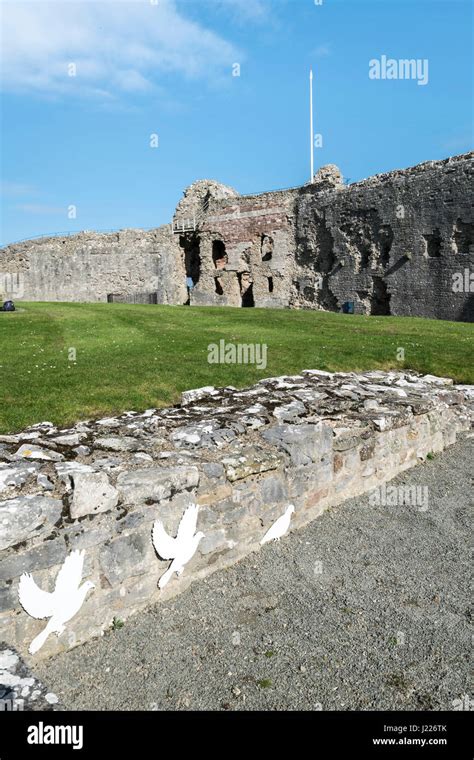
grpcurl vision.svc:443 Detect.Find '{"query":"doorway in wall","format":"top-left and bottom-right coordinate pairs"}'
top-left (238, 272), bottom-right (255, 307)
top-left (370, 276), bottom-right (391, 315)
top-left (180, 235), bottom-right (201, 286)
top-left (242, 283), bottom-right (255, 307)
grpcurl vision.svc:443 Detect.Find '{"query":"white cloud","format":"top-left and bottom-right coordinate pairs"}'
top-left (15, 203), bottom-right (64, 214)
top-left (1, 181), bottom-right (37, 197)
top-left (0, 0), bottom-right (241, 97)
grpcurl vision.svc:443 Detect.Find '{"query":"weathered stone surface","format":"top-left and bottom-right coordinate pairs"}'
top-left (197, 483), bottom-right (232, 505)
top-left (133, 452), bottom-right (153, 462)
top-left (48, 433), bottom-right (85, 446)
top-left (312, 163), bottom-right (344, 188)
top-left (0, 496), bottom-right (61, 550)
top-left (91, 457), bottom-right (123, 472)
top-left (70, 472), bottom-right (119, 519)
top-left (260, 475), bottom-right (289, 504)
top-left (221, 447), bottom-right (282, 481)
top-left (96, 417), bottom-right (120, 428)
top-left (295, 154), bottom-right (473, 321)
top-left (13, 445), bottom-right (63, 462)
top-left (55, 461), bottom-right (94, 486)
top-left (262, 423), bottom-right (332, 466)
top-left (74, 445), bottom-right (91, 456)
top-left (181, 387), bottom-right (219, 406)
top-left (332, 426), bottom-right (370, 451)
top-left (37, 473), bottom-right (54, 491)
top-left (273, 400), bottom-right (307, 422)
top-left (65, 522), bottom-right (112, 551)
top-left (200, 529), bottom-right (228, 555)
top-left (0, 646), bottom-right (61, 710)
top-left (95, 436), bottom-right (142, 452)
top-left (100, 533), bottom-right (153, 585)
top-left (201, 462), bottom-right (225, 480)
top-left (116, 466), bottom-right (200, 503)
top-left (0, 583), bottom-right (16, 613)
top-left (0, 369), bottom-right (471, 659)
top-left (0, 462), bottom-right (40, 493)
top-left (0, 539), bottom-right (67, 581)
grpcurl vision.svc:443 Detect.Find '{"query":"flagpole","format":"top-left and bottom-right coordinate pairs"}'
top-left (310, 68), bottom-right (314, 183)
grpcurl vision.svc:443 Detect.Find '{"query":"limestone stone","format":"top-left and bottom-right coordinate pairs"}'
top-left (65, 523), bottom-right (112, 551)
top-left (262, 423), bottom-right (332, 466)
top-left (134, 452), bottom-right (153, 462)
top-left (201, 462), bottom-right (225, 480)
top-left (333, 429), bottom-right (368, 450)
top-left (73, 445), bottom-right (91, 456)
top-left (0, 496), bottom-right (62, 550)
top-left (95, 436), bottom-right (142, 452)
top-left (100, 532), bottom-right (153, 585)
top-left (260, 475), bottom-right (288, 504)
top-left (272, 400), bottom-right (307, 422)
top-left (200, 529), bottom-right (228, 555)
top-left (0, 583), bottom-right (16, 612)
top-left (181, 387), bottom-right (219, 406)
top-left (13, 444), bottom-right (63, 462)
top-left (55, 462), bottom-right (94, 484)
top-left (221, 447), bottom-right (282, 481)
top-left (116, 466), bottom-right (199, 504)
top-left (70, 472), bottom-right (119, 519)
top-left (0, 462), bottom-right (40, 493)
top-left (48, 433), bottom-right (85, 446)
top-left (422, 374), bottom-right (453, 385)
top-left (0, 539), bottom-right (67, 581)
top-left (37, 473), bottom-right (54, 491)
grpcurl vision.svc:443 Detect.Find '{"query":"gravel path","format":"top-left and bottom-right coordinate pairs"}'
top-left (36, 436), bottom-right (472, 711)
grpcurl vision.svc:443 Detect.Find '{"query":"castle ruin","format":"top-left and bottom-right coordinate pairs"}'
top-left (1, 152), bottom-right (473, 321)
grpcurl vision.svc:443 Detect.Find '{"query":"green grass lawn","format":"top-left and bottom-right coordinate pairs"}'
top-left (0, 302), bottom-right (472, 433)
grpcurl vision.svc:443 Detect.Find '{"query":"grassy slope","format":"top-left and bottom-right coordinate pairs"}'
top-left (0, 302), bottom-right (472, 433)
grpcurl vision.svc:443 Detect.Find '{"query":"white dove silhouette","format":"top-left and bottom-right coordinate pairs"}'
top-left (260, 504), bottom-right (295, 545)
top-left (152, 504), bottom-right (205, 589)
top-left (18, 549), bottom-right (95, 654)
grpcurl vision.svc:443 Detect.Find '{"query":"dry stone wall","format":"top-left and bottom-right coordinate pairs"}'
top-left (0, 370), bottom-right (472, 660)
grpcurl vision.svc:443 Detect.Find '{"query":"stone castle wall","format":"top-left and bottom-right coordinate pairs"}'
top-left (0, 370), bottom-right (472, 660)
top-left (0, 227), bottom-right (181, 305)
top-left (1, 153), bottom-right (472, 320)
top-left (294, 154), bottom-right (474, 320)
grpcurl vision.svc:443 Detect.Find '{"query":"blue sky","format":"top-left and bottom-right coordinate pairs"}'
top-left (1, 0), bottom-right (472, 246)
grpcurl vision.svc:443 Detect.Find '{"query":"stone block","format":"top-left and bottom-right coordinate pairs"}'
top-left (0, 539), bottom-right (67, 581)
top-left (261, 422), bottom-right (332, 466)
top-left (221, 447), bottom-right (282, 481)
top-left (70, 472), bottom-right (119, 519)
top-left (116, 466), bottom-right (199, 504)
top-left (199, 529), bottom-right (228, 555)
top-left (0, 496), bottom-right (62, 551)
top-left (99, 532), bottom-right (153, 585)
